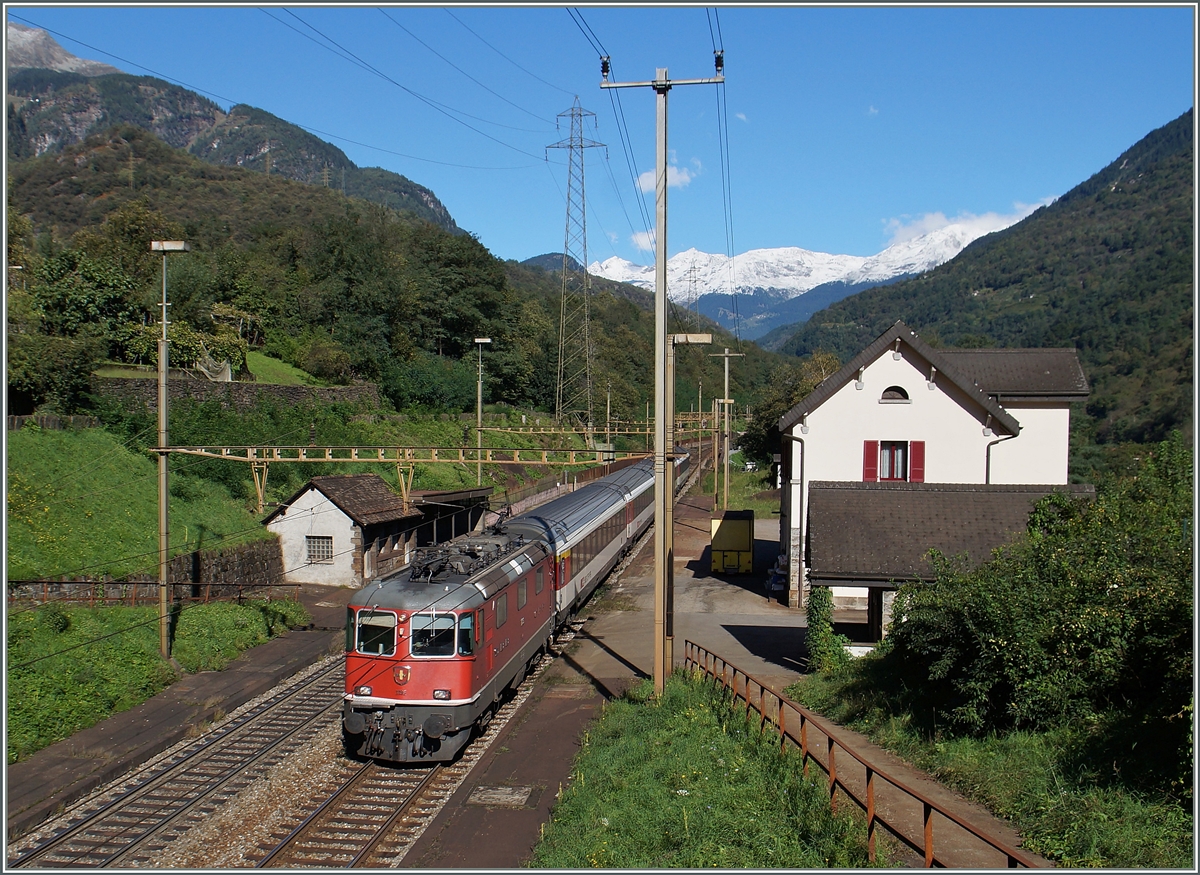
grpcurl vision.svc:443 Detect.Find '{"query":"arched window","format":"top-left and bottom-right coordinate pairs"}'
top-left (881, 385), bottom-right (909, 402)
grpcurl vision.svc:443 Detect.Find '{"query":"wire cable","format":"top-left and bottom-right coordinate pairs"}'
top-left (378, 8), bottom-right (553, 126)
top-left (443, 8), bottom-right (575, 98)
top-left (273, 8), bottom-right (548, 155)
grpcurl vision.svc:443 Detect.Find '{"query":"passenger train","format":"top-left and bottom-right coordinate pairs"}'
top-left (342, 454), bottom-right (689, 763)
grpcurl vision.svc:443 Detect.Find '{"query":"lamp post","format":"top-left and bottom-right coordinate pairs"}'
top-left (666, 333), bottom-right (711, 671)
top-left (151, 240), bottom-right (190, 661)
top-left (475, 337), bottom-right (492, 486)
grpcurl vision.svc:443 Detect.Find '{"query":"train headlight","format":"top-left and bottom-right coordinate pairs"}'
top-left (433, 689), bottom-right (451, 700)
top-left (355, 685), bottom-right (373, 696)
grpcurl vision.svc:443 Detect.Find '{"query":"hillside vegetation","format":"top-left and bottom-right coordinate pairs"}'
top-left (780, 109), bottom-right (1193, 451)
top-left (6, 68), bottom-right (460, 233)
top-left (7, 124), bottom-right (781, 424)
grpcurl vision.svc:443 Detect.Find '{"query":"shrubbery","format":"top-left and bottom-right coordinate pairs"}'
top-left (884, 432), bottom-right (1192, 796)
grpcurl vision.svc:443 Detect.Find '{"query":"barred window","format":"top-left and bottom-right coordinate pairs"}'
top-left (306, 535), bottom-right (334, 564)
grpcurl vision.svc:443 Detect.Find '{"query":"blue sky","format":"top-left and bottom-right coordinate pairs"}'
top-left (8, 4), bottom-right (1195, 265)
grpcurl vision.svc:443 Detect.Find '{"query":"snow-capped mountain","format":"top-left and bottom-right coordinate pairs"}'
top-left (589, 223), bottom-right (991, 303)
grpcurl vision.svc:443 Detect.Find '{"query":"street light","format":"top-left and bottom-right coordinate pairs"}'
top-left (475, 338), bottom-right (492, 486)
top-left (151, 240), bottom-right (190, 661)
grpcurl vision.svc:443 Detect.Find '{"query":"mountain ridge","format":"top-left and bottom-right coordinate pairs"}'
top-left (5, 25), bottom-right (461, 235)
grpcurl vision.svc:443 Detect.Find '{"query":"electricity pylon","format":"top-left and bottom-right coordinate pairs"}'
top-left (547, 98), bottom-right (605, 444)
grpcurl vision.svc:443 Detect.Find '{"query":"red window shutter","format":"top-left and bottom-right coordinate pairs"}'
top-left (863, 440), bottom-right (879, 482)
top-left (910, 440), bottom-right (925, 482)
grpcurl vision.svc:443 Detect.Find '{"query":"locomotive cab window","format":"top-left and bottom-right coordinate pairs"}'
top-left (411, 613), bottom-right (456, 657)
top-left (356, 610), bottom-right (397, 656)
top-left (457, 612), bottom-right (474, 656)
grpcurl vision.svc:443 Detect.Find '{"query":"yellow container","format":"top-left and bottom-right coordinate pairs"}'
top-left (710, 510), bottom-right (754, 574)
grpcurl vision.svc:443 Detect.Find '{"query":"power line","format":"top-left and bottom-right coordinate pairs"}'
top-left (443, 8), bottom-right (575, 97)
top-left (378, 8), bottom-right (554, 126)
top-left (7, 14), bottom-right (239, 106)
top-left (273, 8), bottom-right (549, 156)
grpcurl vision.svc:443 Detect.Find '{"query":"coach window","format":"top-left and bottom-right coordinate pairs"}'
top-left (457, 612), bottom-right (474, 656)
top-left (411, 612), bottom-right (456, 657)
top-left (356, 609), bottom-right (397, 656)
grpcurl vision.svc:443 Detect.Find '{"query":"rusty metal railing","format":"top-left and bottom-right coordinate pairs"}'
top-left (683, 640), bottom-right (1045, 869)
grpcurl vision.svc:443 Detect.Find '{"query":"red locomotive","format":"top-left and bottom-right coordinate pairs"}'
top-left (342, 457), bottom-right (683, 763)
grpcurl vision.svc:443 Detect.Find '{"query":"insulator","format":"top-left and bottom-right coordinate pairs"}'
top-left (714, 50), bottom-right (724, 74)
top-left (600, 56), bottom-right (610, 78)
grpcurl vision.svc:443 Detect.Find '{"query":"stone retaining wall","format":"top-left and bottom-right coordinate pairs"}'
top-left (92, 377), bottom-right (380, 413)
top-left (7, 539), bottom-right (288, 605)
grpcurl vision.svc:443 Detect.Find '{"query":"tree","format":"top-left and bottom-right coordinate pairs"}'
top-left (739, 350), bottom-right (840, 464)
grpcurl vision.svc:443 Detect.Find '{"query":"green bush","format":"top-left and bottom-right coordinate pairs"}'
top-left (6, 598), bottom-right (310, 763)
top-left (803, 585), bottom-right (850, 673)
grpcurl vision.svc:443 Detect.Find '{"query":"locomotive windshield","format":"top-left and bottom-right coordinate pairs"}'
top-left (356, 609), bottom-right (397, 656)
top-left (410, 613), bottom-right (456, 657)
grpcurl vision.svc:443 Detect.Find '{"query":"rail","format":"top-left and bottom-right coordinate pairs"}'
top-left (683, 640), bottom-right (1044, 868)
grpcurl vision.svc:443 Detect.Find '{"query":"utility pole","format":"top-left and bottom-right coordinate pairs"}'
top-left (151, 241), bottom-right (190, 661)
top-left (602, 55), bottom-right (724, 695)
top-left (710, 347), bottom-right (744, 511)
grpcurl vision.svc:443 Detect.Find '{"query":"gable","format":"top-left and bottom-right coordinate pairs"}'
top-left (778, 321), bottom-right (1021, 436)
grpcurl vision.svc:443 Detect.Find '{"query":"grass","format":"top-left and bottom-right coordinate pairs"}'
top-left (5, 598), bottom-right (310, 764)
top-left (244, 350), bottom-right (324, 386)
top-left (786, 664), bottom-right (1194, 868)
top-left (6, 424), bottom-right (273, 581)
top-left (527, 670), bottom-right (882, 868)
top-left (701, 451), bottom-right (781, 519)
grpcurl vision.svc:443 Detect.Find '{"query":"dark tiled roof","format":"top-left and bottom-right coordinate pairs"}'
top-left (806, 480), bottom-right (1096, 584)
top-left (266, 474), bottom-right (419, 527)
top-left (937, 349), bottom-right (1089, 399)
top-left (778, 321), bottom-right (1022, 436)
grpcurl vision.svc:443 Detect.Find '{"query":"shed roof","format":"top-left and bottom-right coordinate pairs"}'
top-left (263, 474), bottom-right (421, 527)
top-left (806, 480), bottom-right (1096, 586)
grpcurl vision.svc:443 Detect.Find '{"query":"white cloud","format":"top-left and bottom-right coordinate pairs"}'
top-left (884, 197), bottom-right (1057, 245)
top-left (867, 105), bottom-right (878, 116)
top-left (735, 112), bottom-right (747, 122)
top-left (637, 164), bottom-right (698, 193)
top-left (631, 230), bottom-right (656, 252)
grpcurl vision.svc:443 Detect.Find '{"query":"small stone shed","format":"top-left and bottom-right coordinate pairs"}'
top-left (264, 474), bottom-right (491, 587)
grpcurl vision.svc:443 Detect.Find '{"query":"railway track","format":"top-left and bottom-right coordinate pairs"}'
top-left (251, 646), bottom-right (556, 868)
top-left (7, 659), bottom-right (344, 869)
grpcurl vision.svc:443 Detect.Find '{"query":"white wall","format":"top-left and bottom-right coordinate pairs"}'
top-left (988, 403), bottom-right (1071, 484)
top-left (266, 487), bottom-right (358, 586)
